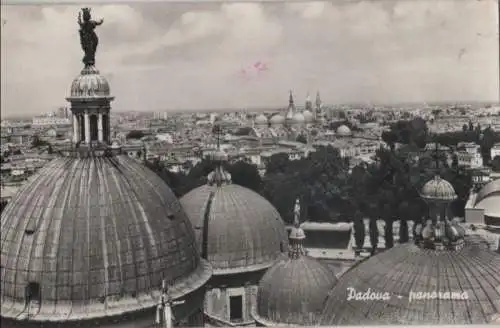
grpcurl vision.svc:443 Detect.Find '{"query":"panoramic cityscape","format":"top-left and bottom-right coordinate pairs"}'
top-left (1, 1), bottom-right (500, 327)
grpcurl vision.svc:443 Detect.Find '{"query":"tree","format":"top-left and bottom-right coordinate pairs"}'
top-left (462, 124), bottom-right (468, 132)
top-left (227, 161), bottom-right (262, 193)
top-left (233, 127), bottom-right (253, 136)
top-left (399, 219), bottom-right (409, 243)
top-left (296, 134), bottom-right (307, 144)
top-left (265, 153), bottom-right (290, 175)
top-left (126, 130), bottom-right (145, 139)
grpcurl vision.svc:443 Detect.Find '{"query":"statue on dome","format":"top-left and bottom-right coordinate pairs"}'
top-left (77, 8), bottom-right (104, 66)
top-left (293, 198), bottom-right (301, 226)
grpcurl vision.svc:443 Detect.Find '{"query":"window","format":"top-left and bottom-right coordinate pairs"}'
top-left (229, 295), bottom-right (243, 322)
top-left (25, 282), bottom-right (41, 304)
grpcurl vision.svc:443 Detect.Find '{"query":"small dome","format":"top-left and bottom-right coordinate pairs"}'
top-left (336, 124), bottom-right (352, 136)
top-left (69, 66), bottom-right (111, 98)
top-left (293, 112), bottom-right (305, 124)
top-left (420, 175), bottom-right (457, 202)
top-left (270, 114), bottom-right (285, 125)
top-left (302, 110), bottom-right (313, 123)
top-left (319, 240), bottom-right (500, 325)
top-left (180, 182), bottom-right (288, 274)
top-left (255, 114), bottom-right (268, 125)
top-left (0, 155), bottom-right (211, 322)
top-left (255, 256), bottom-right (337, 326)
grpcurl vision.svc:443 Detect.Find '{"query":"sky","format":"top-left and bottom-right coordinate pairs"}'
top-left (1, 0), bottom-right (499, 117)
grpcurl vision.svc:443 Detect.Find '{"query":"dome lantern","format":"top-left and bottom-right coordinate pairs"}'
top-left (416, 175), bottom-right (463, 251)
top-left (253, 197), bottom-right (338, 326)
top-left (288, 198), bottom-right (306, 259)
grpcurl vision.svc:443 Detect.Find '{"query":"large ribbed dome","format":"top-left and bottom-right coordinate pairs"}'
top-left (180, 175), bottom-right (288, 275)
top-left (319, 239), bottom-right (500, 325)
top-left (0, 155), bottom-right (211, 322)
top-left (70, 66), bottom-right (111, 98)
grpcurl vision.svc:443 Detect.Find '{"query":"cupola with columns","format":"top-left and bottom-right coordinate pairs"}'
top-left (67, 65), bottom-right (114, 146)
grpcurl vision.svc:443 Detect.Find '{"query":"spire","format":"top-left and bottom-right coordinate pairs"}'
top-left (289, 89), bottom-right (295, 108)
top-left (288, 198), bottom-right (306, 259)
top-left (315, 91), bottom-right (321, 108)
top-left (208, 123), bottom-right (231, 186)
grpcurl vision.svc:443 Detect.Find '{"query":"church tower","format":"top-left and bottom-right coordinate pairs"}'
top-left (286, 90), bottom-right (296, 123)
top-left (315, 91), bottom-right (324, 123)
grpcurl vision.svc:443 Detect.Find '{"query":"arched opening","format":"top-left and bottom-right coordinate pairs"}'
top-left (90, 115), bottom-right (98, 141)
top-left (79, 115), bottom-right (85, 142)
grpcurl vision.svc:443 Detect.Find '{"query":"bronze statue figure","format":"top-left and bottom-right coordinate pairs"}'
top-left (78, 8), bottom-right (103, 66)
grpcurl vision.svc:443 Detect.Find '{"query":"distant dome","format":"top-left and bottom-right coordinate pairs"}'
top-left (336, 124), bottom-right (351, 136)
top-left (69, 66), bottom-right (111, 98)
top-left (302, 110), bottom-right (313, 123)
top-left (255, 114), bottom-right (268, 125)
top-left (270, 114), bottom-right (285, 125)
top-left (319, 240), bottom-right (500, 325)
top-left (0, 155), bottom-right (211, 322)
top-left (293, 112), bottom-right (305, 124)
top-left (255, 221), bottom-right (336, 326)
top-left (420, 175), bottom-right (457, 202)
top-left (180, 172), bottom-right (288, 274)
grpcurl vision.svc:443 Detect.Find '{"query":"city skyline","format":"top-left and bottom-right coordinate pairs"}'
top-left (1, 0), bottom-right (499, 117)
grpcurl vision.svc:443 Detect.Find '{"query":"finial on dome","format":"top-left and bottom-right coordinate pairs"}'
top-left (288, 197), bottom-right (306, 259)
top-left (293, 198), bottom-right (301, 228)
top-left (207, 123), bottom-right (231, 187)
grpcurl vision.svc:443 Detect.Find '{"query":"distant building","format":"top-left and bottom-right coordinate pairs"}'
top-left (491, 142), bottom-right (500, 160)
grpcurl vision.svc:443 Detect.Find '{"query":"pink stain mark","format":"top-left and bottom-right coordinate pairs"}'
top-left (238, 61), bottom-right (269, 81)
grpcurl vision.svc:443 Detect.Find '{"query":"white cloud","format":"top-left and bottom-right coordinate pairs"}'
top-left (1, 0), bottom-right (498, 117)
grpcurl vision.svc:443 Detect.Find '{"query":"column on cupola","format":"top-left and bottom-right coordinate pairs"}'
top-left (72, 113), bottom-right (80, 143)
top-left (84, 110), bottom-right (91, 144)
top-left (98, 112), bottom-right (103, 142)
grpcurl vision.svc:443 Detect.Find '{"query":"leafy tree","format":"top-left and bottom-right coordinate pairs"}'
top-left (227, 161), bottom-right (262, 193)
top-left (265, 153), bottom-right (290, 175)
top-left (233, 127), bottom-right (253, 136)
top-left (126, 130), bottom-right (145, 139)
top-left (296, 134), bottom-right (307, 144)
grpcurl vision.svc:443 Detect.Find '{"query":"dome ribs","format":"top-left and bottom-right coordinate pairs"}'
top-left (319, 242), bottom-right (500, 325)
top-left (1, 155), bottom-right (211, 321)
top-left (181, 183), bottom-right (288, 275)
